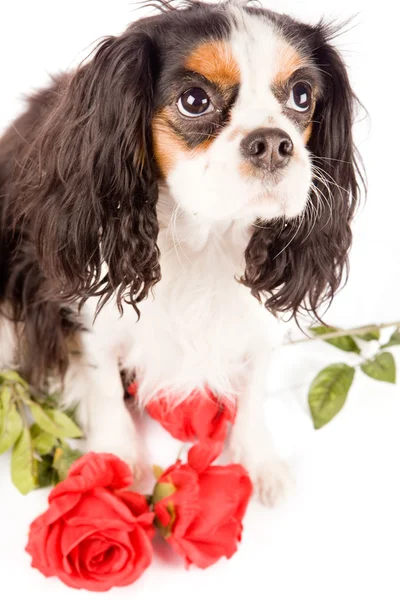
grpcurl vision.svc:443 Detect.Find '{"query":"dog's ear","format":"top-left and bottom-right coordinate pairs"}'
top-left (17, 25), bottom-right (160, 313)
top-left (241, 23), bottom-right (363, 320)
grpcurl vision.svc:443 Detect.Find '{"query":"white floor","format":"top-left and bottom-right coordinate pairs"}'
top-left (1, 338), bottom-right (399, 600)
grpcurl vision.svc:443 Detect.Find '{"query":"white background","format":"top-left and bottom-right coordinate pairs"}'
top-left (0, 1), bottom-right (399, 599)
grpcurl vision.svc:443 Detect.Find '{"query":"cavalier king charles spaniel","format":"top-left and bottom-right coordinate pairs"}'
top-left (0, 0), bottom-right (361, 504)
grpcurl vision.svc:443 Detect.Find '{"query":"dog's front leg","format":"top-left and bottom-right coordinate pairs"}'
top-left (230, 354), bottom-right (294, 506)
top-left (62, 333), bottom-right (142, 475)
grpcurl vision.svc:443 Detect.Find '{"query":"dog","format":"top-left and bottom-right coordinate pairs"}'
top-left (0, 0), bottom-right (361, 504)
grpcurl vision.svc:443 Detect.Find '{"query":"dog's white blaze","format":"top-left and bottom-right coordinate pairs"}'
top-left (230, 8), bottom-right (284, 127)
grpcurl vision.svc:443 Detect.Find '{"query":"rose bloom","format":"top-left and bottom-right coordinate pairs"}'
top-left (153, 461), bottom-right (252, 569)
top-left (141, 386), bottom-right (236, 472)
top-left (26, 453), bottom-right (154, 591)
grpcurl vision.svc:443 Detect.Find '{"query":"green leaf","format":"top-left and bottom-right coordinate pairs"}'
top-left (29, 403), bottom-right (82, 439)
top-left (0, 389), bottom-right (23, 454)
top-left (0, 385), bottom-right (13, 411)
top-left (45, 409), bottom-right (83, 439)
top-left (11, 428), bottom-right (37, 494)
top-left (154, 501), bottom-right (176, 539)
top-left (152, 478), bottom-right (177, 538)
top-left (360, 352), bottom-right (396, 384)
top-left (29, 423), bottom-right (42, 438)
top-left (31, 428), bottom-right (57, 455)
top-left (37, 455), bottom-right (59, 488)
top-left (381, 329), bottom-right (400, 349)
top-left (355, 326), bottom-right (380, 342)
top-left (29, 403), bottom-right (60, 438)
top-left (0, 370), bottom-right (29, 389)
top-left (152, 481), bottom-right (176, 506)
top-left (310, 326), bottom-right (361, 354)
top-left (40, 395), bottom-right (59, 409)
top-left (53, 446), bottom-right (82, 481)
top-left (152, 465), bottom-right (164, 480)
top-left (308, 363), bottom-right (355, 429)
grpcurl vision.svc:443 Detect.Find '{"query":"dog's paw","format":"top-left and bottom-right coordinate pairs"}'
top-left (84, 435), bottom-right (142, 474)
top-left (83, 423), bottom-right (144, 481)
top-left (251, 459), bottom-right (295, 507)
top-left (231, 442), bottom-right (295, 507)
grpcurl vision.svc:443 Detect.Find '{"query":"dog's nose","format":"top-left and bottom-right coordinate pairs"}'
top-left (240, 127), bottom-right (294, 171)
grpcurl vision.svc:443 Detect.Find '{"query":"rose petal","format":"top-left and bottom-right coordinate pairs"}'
top-left (157, 463), bottom-right (200, 537)
top-left (60, 523), bottom-right (99, 556)
top-left (127, 528), bottom-right (154, 576)
top-left (65, 546), bottom-right (80, 576)
top-left (63, 488), bottom-right (136, 528)
top-left (154, 503), bottom-right (171, 527)
top-left (151, 396), bottom-right (194, 441)
top-left (65, 517), bottom-right (136, 532)
top-left (188, 440), bottom-right (224, 473)
top-left (168, 522), bottom-right (240, 569)
top-left (26, 521), bottom-right (53, 575)
top-left (59, 528), bottom-right (149, 591)
top-left (116, 490), bottom-right (152, 518)
top-left (188, 393), bottom-right (225, 441)
top-left (78, 536), bottom-right (132, 576)
top-left (74, 531), bottom-right (150, 589)
top-left (105, 546), bottom-right (130, 574)
top-left (79, 537), bottom-right (115, 570)
top-left (29, 493), bottom-right (82, 529)
top-left (188, 465), bottom-right (252, 536)
top-left (148, 390), bottom-right (236, 440)
top-left (50, 453), bottom-right (133, 499)
top-left (44, 521), bottom-right (67, 572)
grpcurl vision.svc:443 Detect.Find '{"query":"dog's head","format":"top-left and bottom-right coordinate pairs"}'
top-left (20, 0), bottom-right (362, 318)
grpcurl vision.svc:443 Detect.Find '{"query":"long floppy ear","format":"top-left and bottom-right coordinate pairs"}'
top-left (241, 23), bottom-right (363, 320)
top-left (16, 25), bottom-right (160, 313)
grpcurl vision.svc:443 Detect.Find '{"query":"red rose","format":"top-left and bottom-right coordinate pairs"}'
top-left (26, 453), bottom-right (154, 591)
top-left (153, 461), bottom-right (252, 569)
top-left (144, 388), bottom-right (236, 472)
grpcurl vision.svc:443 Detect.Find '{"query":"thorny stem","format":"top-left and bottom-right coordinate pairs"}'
top-left (285, 321), bottom-right (400, 346)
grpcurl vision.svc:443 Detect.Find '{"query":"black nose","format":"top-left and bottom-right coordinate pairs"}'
top-left (240, 127), bottom-right (294, 171)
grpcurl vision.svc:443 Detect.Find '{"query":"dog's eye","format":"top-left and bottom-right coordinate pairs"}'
top-left (177, 88), bottom-right (214, 117)
top-left (286, 82), bottom-right (311, 112)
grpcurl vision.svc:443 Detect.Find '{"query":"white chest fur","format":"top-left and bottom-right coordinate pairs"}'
top-left (77, 203), bottom-right (289, 506)
top-left (84, 208), bottom-right (281, 405)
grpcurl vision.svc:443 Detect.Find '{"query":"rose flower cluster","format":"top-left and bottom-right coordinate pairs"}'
top-left (26, 389), bottom-right (253, 591)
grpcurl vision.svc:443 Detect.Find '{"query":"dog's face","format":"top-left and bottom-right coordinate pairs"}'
top-left (153, 8), bottom-right (321, 222)
top-left (20, 1), bottom-right (361, 318)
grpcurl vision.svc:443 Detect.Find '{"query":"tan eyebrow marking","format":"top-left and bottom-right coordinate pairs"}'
top-left (185, 40), bottom-right (240, 88)
top-left (273, 41), bottom-right (307, 87)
